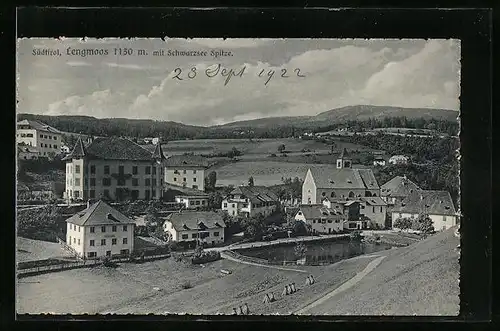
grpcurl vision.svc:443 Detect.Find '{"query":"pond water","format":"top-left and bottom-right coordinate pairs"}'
top-left (236, 239), bottom-right (393, 266)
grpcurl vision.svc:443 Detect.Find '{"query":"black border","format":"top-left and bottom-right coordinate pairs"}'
top-left (4, 5), bottom-right (494, 329)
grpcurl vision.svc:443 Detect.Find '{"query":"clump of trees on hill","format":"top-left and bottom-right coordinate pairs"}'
top-left (17, 204), bottom-right (64, 242)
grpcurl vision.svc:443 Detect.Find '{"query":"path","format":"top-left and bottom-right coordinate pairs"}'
top-left (220, 252), bottom-right (307, 273)
top-left (293, 255), bottom-right (386, 314)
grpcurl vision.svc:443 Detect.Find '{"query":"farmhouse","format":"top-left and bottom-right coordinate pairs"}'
top-left (388, 155), bottom-right (409, 165)
top-left (63, 137), bottom-right (166, 202)
top-left (294, 204), bottom-right (345, 234)
top-left (322, 197), bottom-right (386, 230)
top-left (164, 183), bottom-right (210, 209)
top-left (164, 155), bottom-right (209, 191)
top-left (16, 120), bottom-right (63, 158)
top-left (359, 197), bottom-right (387, 229)
top-left (222, 185), bottom-right (279, 218)
top-left (391, 190), bottom-right (457, 231)
top-left (302, 149), bottom-right (380, 205)
top-left (65, 200), bottom-right (135, 259)
top-left (381, 175), bottom-right (421, 206)
top-left (163, 211), bottom-right (226, 246)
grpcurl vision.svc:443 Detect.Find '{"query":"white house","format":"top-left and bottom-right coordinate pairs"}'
top-left (380, 175), bottom-right (421, 206)
top-left (164, 155), bottom-right (209, 191)
top-left (62, 137), bottom-right (165, 202)
top-left (164, 183), bottom-right (210, 209)
top-left (391, 190), bottom-right (458, 231)
top-left (65, 200), bottom-right (135, 259)
top-left (222, 186), bottom-right (279, 218)
top-left (373, 157), bottom-right (386, 167)
top-left (388, 155), bottom-right (409, 165)
top-left (359, 197), bottom-right (387, 229)
top-left (16, 120), bottom-right (63, 158)
top-left (163, 211), bottom-right (226, 246)
top-left (294, 204), bottom-right (344, 234)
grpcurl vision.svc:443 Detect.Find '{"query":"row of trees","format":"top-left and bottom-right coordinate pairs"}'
top-left (393, 214), bottom-right (435, 237)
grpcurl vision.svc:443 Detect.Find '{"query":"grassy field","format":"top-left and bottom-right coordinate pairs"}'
top-left (17, 237), bottom-right (74, 263)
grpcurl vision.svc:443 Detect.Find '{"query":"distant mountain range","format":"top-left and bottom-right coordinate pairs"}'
top-left (17, 105), bottom-right (458, 138)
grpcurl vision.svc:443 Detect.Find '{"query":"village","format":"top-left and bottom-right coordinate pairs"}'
top-left (16, 117), bottom-right (460, 315)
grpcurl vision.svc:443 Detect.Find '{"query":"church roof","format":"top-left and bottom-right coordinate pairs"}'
top-left (308, 166), bottom-right (379, 190)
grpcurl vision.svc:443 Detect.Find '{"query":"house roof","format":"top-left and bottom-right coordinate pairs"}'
top-left (164, 154), bottom-right (209, 168)
top-left (63, 137), bottom-right (156, 161)
top-left (381, 176), bottom-right (421, 198)
top-left (308, 166), bottom-right (380, 190)
top-left (296, 204), bottom-right (344, 219)
top-left (360, 197), bottom-right (387, 206)
top-left (227, 186), bottom-right (279, 204)
top-left (164, 183), bottom-right (209, 197)
top-left (17, 145), bottom-right (38, 153)
top-left (65, 200), bottom-right (135, 226)
top-left (165, 211), bottom-right (226, 231)
top-left (17, 120), bottom-right (62, 134)
top-left (338, 148), bottom-right (349, 159)
top-left (152, 142), bottom-right (166, 161)
top-left (394, 190), bottom-right (456, 216)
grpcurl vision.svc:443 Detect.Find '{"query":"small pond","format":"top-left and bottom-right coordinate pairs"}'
top-left (236, 239), bottom-right (393, 266)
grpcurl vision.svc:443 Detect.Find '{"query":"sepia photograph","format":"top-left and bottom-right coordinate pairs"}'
top-left (16, 37), bottom-right (461, 316)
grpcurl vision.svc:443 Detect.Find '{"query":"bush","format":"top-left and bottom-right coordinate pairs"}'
top-left (349, 230), bottom-right (363, 241)
top-left (181, 281), bottom-right (193, 289)
top-left (192, 250), bottom-right (221, 264)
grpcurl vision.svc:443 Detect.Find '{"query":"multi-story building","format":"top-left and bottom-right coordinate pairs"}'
top-left (222, 186), bottom-right (279, 218)
top-left (294, 204), bottom-right (345, 234)
top-left (164, 155), bottom-right (209, 191)
top-left (63, 137), bottom-right (166, 202)
top-left (16, 120), bottom-right (63, 158)
top-left (302, 149), bottom-right (381, 205)
top-left (65, 200), bottom-right (135, 259)
top-left (380, 175), bottom-right (421, 206)
top-left (163, 211), bottom-right (226, 246)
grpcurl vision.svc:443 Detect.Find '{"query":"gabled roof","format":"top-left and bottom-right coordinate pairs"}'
top-left (63, 137), bottom-right (156, 161)
top-left (17, 120), bottom-right (62, 134)
top-left (152, 142), bottom-right (166, 161)
top-left (394, 190), bottom-right (456, 216)
top-left (65, 200), bottom-right (135, 226)
top-left (227, 186), bottom-right (279, 204)
top-left (164, 183), bottom-right (209, 197)
top-left (308, 166), bottom-right (379, 190)
top-left (164, 155), bottom-right (209, 168)
top-left (17, 145), bottom-right (38, 153)
top-left (381, 176), bottom-right (421, 198)
top-left (296, 204), bottom-right (344, 219)
top-left (338, 148), bottom-right (349, 159)
top-left (165, 211), bottom-right (226, 231)
top-left (360, 197), bottom-right (387, 206)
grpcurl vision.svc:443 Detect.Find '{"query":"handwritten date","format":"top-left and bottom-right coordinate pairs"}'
top-left (171, 64), bottom-right (306, 86)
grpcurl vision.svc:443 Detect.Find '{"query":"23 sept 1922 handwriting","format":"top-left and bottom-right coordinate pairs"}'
top-left (171, 64), bottom-right (306, 86)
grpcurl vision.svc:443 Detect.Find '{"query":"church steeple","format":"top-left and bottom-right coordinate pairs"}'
top-left (336, 148), bottom-right (352, 169)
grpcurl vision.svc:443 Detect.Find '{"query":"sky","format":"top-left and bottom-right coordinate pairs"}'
top-left (17, 38), bottom-right (460, 126)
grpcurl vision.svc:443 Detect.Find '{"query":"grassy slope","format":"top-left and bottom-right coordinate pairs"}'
top-left (305, 227), bottom-right (460, 316)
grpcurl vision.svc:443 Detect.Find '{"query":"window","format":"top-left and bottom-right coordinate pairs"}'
top-left (195, 200), bottom-right (200, 205)
top-left (112, 238), bottom-right (117, 245)
top-left (201, 200), bottom-right (206, 205)
top-left (192, 233), bottom-right (198, 238)
top-left (112, 225), bottom-right (117, 232)
top-left (120, 249), bottom-right (130, 255)
top-left (183, 177), bottom-right (186, 182)
top-left (54, 145), bottom-right (58, 149)
top-left (69, 235), bottom-right (72, 244)
top-left (74, 191), bottom-right (80, 198)
top-left (78, 239), bottom-right (80, 245)
top-left (103, 178), bottom-right (111, 186)
top-left (328, 220), bottom-right (332, 223)
top-left (152, 167), bottom-right (156, 175)
top-left (123, 238), bottom-right (128, 245)
top-left (90, 178), bottom-right (96, 186)
top-left (193, 170), bottom-right (197, 174)
top-left (313, 220), bottom-right (316, 224)
top-left (123, 225), bottom-right (127, 232)
top-left (145, 178), bottom-right (151, 186)
top-left (193, 185), bottom-right (198, 189)
top-left (152, 190), bottom-right (156, 198)
top-left (232, 204), bottom-right (235, 208)
top-left (243, 203), bottom-right (248, 208)
top-left (101, 239), bottom-right (106, 246)
top-left (117, 178), bottom-right (126, 186)
top-left (214, 232), bottom-right (219, 237)
top-left (90, 240), bottom-right (95, 246)
top-left (104, 189), bottom-right (110, 197)
top-left (90, 190), bottom-right (95, 198)
top-left (78, 226), bottom-right (80, 232)
top-left (132, 166), bottom-right (138, 175)
top-left (145, 190), bottom-right (150, 200)
top-left (119, 165), bottom-right (124, 174)
top-left (183, 170), bottom-right (186, 174)
top-left (173, 177), bottom-right (177, 182)
top-left (372, 206), bottom-right (375, 213)
top-left (75, 178), bottom-right (81, 186)
top-left (152, 179), bottom-right (157, 186)
top-left (101, 226), bottom-right (106, 233)
top-left (223, 203), bottom-right (227, 208)
top-left (88, 252), bottom-right (96, 258)
top-left (380, 206), bottom-right (383, 212)
top-left (75, 165), bottom-right (80, 174)
top-left (49, 144), bottom-right (52, 148)
top-left (132, 178), bottom-right (139, 186)
top-left (182, 234), bottom-right (188, 240)
top-left (335, 220), bottom-right (340, 223)
top-left (90, 227), bottom-right (95, 233)
top-left (145, 166), bottom-right (151, 175)
top-left (104, 165), bottom-right (110, 174)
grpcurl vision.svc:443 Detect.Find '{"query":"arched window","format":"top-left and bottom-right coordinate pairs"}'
top-left (330, 191), bottom-right (336, 198)
top-left (348, 191), bottom-right (355, 198)
top-left (365, 191), bottom-right (372, 197)
top-left (373, 193), bottom-right (377, 196)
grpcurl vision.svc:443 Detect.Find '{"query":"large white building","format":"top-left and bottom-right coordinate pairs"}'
top-left (164, 155), bottom-right (209, 191)
top-left (222, 186), bottom-right (279, 218)
top-left (163, 211), bottom-right (226, 247)
top-left (16, 120), bottom-right (63, 158)
top-left (63, 137), bottom-right (165, 202)
top-left (65, 200), bottom-right (135, 259)
top-left (391, 190), bottom-right (458, 231)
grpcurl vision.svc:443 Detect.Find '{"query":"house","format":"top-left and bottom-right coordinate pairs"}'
top-left (62, 137), bottom-right (166, 202)
top-left (381, 175), bottom-right (421, 206)
top-left (164, 183), bottom-right (210, 209)
top-left (222, 186), bottom-right (279, 218)
top-left (391, 190), bottom-right (458, 231)
top-left (16, 120), bottom-right (63, 158)
top-left (322, 198), bottom-right (383, 230)
top-left (373, 157), bottom-right (386, 167)
top-left (163, 211), bottom-right (226, 246)
top-left (359, 197), bottom-right (387, 229)
top-left (388, 155), bottom-right (409, 165)
top-left (302, 149), bottom-right (381, 205)
top-left (65, 200), bottom-right (135, 259)
top-left (17, 145), bottom-right (39, 160)
top-left (164, 155), bottom-right (209, 191)
top-left (294, 204), bottom-right (345, 234)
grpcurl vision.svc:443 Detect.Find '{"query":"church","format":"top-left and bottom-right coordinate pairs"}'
top-left (301, 148), bottom-right (381, 205)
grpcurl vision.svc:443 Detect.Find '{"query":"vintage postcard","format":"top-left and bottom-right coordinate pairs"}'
top-left (16, 38), bottom-right (461, 316)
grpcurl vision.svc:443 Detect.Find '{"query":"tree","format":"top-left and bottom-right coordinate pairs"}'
top-left (349, 230), bottom-right (363, 241)
top-left (292, 220), bottom-right (308, 236)
top-left (413, 214), bottom-right (435, 236)
top-left (241, 214), bottom-right (266, 240)
top-left (278, 144), bottom-right (286, 154)
top-left (208, 191), bottom-right (223, 209)
top-left (205, 171), bottom-right (217, 190)
top-left (294, 242), bottom-right (308, 258)
top-left (393, 217), bottom-right (413, 231)
top-left (248, 176), bottom-right (255, 187)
